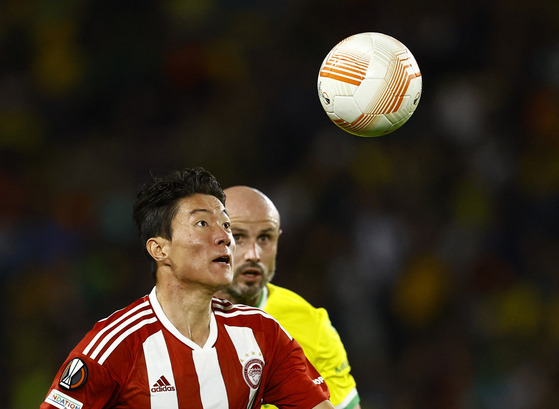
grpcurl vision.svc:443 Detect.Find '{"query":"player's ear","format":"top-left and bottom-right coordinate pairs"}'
top-left (278, 228), bottom-right (283, 238)
top-left (146, 237), bottom-right (169, 262)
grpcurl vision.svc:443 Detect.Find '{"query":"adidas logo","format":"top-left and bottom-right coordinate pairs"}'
top-left (151, 375), bottom-right (176, 393)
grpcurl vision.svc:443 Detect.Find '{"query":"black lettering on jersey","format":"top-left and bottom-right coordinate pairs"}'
top-left (59, 358), bottom-right (88, 390)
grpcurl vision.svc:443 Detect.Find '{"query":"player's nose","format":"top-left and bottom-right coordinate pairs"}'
top-left (244, 241), bottom-right (261, 262)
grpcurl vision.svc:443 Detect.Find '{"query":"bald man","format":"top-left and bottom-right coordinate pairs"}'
top-left (216, 186), bottom-right (361, 409)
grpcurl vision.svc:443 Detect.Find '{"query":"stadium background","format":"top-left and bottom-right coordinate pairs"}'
top-left (1, 0), bottom-right (558, 408)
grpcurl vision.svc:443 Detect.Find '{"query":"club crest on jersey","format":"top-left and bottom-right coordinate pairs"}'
top-left (59, 358), bottom-right (88, 391)
top-left (243, 358), bottom-right (264, 389)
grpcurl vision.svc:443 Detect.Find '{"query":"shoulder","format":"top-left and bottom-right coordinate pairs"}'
top-left (212, 297), bottom-right (276, 322)
top-left (96, 294), bottom-right (153, 326)
top-left (266, 284), bottom-right (329, 321)
top-left (267, 283), bottom-right (311, 305)
top-left (211, 297), bottom-right (291, 337)
top-left (76, 294), bottom-right (159, 366)
top-left (264, 284), bottom-right (340, 355)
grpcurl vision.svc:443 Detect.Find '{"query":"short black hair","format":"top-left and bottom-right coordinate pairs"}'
top-left (132, 167), bottom-right (226, 278)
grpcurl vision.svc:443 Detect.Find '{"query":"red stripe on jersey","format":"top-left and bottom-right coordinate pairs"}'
top-left (81, 298), bottom-right (157, 365)
top-left (41, 290), bottom-right (330, 409)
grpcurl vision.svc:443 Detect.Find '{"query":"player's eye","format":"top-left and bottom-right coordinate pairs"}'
top-left (196, 220), bottom-right (208, 227)
top-left (223, 222), bottom-right (231, 230)
top-left (232, 233), bottom-right (243, 242)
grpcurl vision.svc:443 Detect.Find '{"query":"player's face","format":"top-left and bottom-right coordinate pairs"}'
top-left (227, 210), bottom-right (280, 305)
top-left (163, 194), bottom-right (234, 292)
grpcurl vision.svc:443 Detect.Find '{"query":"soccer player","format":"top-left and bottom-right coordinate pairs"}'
top-left (41, 168), bottom-right (334, 409)
top-left (215, 186), bottom-right (361, 409)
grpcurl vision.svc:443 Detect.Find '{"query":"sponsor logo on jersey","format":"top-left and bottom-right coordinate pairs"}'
top-left (151, 375), bottom-right (176, 393)
top-left (335, 360), bottom-right (349, 374)
top-left (59, 358), bottom-right (88, 391)
top-left (243, 358), bottom-right (264, 389)
top-left (313, 376), bottom-right (325, 385)
top-left (45, 389), bottom-right (83, 409)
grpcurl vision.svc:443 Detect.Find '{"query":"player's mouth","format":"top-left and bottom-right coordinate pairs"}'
top-left (213, 255), bottom-right (231, 266)
top-left (242, 269), bottom-right (261, 277)
top-left (239, 265), bottom-right (264, 282)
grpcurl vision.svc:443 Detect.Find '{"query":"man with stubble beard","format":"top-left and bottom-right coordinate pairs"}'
top-left (216, 186), bottom-right (361, 409)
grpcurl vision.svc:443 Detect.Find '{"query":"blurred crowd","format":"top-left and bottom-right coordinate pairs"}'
top-left (1, 0), bottom-right (559, 408)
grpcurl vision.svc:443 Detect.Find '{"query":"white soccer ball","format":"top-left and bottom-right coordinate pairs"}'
top-left (317, 32), bottom-right (422, 137)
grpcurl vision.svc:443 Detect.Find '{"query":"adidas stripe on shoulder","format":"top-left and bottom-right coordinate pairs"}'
top-left (212, 298), bottom-right (292, 340)
top-left (82, 298), bottom-right (157, 365)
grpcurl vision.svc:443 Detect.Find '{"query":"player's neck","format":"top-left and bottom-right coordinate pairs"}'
top-left (235, 292), bottom-right (260, 307)
top-left (214, 288), bottom-right (258, 307)
top-left (238, 286), bottom-right (268, 308)
top-left (155, 282), bottom-right (212, 347)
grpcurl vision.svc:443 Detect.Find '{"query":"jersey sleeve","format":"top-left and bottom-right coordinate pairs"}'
top-left (41, 352), bottom-right (120, 409)
top-left (313, 308), bottom-right (360, 408)
top-left (262, 330), bottom-right (330, 409)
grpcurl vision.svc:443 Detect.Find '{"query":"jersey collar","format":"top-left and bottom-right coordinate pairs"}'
top-left (149, 287), bottom-right (218, 350)
top-left (255, 285), bottom-right (269, 309)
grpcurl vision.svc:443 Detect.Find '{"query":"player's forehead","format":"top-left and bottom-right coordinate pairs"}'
top-left (228, 204), bottom-right (280, 231)
top-left (175, 194), bottom-right (228, 220)
top-left (225, 186), bottom-right (280, 225)
top-left (230, 218), bottom-right (279, 234)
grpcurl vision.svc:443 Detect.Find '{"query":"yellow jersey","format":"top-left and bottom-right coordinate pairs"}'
top-left (259, 283), bottom-right (360, 409)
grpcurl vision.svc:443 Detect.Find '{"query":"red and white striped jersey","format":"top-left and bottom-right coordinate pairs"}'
top-left (41, 287), bottom-right (329, 409)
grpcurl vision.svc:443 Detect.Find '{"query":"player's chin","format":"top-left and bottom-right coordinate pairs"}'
top-left (223, 269), bottom-right (234, 284)
top-left (241, 282), bottom-right (265, 298)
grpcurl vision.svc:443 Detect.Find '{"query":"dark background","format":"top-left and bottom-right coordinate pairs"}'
top-left (2, 0), bottom-right (559, 408)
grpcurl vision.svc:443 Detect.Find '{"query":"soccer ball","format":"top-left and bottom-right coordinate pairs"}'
top-left (317, 32), bottom-right (422, 137)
